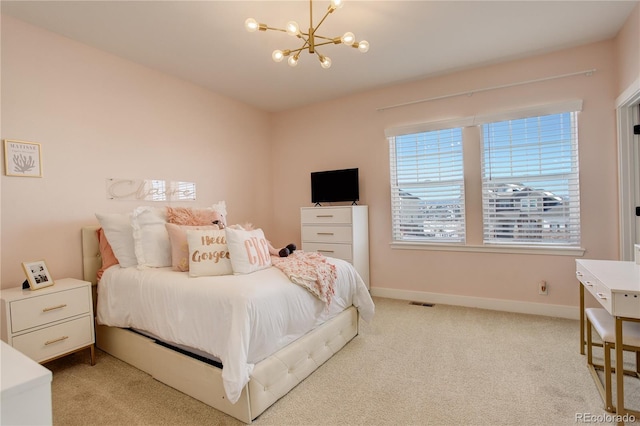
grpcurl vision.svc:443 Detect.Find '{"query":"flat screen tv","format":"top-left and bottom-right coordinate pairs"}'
top-left (311, 168), bottom-right (359, 205)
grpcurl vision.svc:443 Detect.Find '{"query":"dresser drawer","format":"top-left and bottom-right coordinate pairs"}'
top-left (301, 208), bottom-right (352, 224)
top-left (612, 292), bottom-right (640, 318)
top-left (302, 242), bottom-right (353, 261)
top-left (576, 266), bottom-right (598, 296)
top-left (302, 225), bottom-right (353, 243)
top-left (12, 316), bottom-right (93, 363)
top-left (592, 283), bottom-right (612, 313)
top-left (10, 286), bottom-right (90, 334)
top-left (577, 267), bottom-right (612, 312)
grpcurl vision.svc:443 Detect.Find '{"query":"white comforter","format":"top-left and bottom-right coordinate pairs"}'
top-left (96, 257), bottom-right (374, 403)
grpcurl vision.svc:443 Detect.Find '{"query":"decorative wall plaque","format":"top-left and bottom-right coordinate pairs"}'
top-left (106, 178), bottom-right (196, 201)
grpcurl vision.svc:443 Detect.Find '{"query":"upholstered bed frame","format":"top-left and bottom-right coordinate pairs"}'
top-left (81, 226), bottom-right (359, 423)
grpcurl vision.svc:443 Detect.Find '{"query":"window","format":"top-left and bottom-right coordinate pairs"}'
top-left (387, 101), bottom-right (582, 250)
top-left (389, 127), bottom-right (465, 243)
top-left (482, 112), bottom-right (580, 246)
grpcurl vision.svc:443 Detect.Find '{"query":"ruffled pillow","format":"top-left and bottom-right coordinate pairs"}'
top-left (131, 206), bottom-right (171, 268)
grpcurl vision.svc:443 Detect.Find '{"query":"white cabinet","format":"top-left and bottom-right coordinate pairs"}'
top-left (1, 341), bottom-right (52, 425)
top-left (1, 278), bottom-right (95, 365)
top-left (301, 206), bottom-right (370, 288)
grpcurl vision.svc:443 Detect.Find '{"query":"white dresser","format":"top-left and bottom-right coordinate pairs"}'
top-left (1, 278), bottom-right (95, 365)
top-left (1, 341), bottom-right (52, 425)
top-left (301, 205), bottom-right (370, 288)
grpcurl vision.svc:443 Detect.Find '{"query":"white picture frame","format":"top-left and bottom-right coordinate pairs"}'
top-left (22, 260), bottom-right (54, 290)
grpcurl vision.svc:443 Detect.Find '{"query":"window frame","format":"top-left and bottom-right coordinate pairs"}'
top-left (389, 126), bottom-right (467, 244)
top-left (386, 100), bottom-right (585, 256)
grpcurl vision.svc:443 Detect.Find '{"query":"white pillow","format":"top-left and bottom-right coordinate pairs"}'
top-left (95, 212), bottom-right (137, 268)
top-left (186, 229), bottom-right (232, 277)
top-left (225, 227), bottom-right (272, 274)
top-left (211, 200), bottom-right (227, 217)
top-left (131, 206), bottom-right (171, 268)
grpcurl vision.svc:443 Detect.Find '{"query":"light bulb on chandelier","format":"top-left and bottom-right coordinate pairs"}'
top-left (286, 21), bottom-right (300, 36)
top-left (319, 55), bottom-right (332, 69)
top-left (288, 55), bottom-right (299, 67)
top-left (245, 0), bottom-right (369, 69)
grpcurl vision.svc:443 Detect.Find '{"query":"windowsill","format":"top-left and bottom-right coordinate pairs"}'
top-left (390, 241), bottom-right (586, 256)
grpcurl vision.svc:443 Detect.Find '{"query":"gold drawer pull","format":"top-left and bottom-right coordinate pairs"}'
top-left (316, 215), bottom-right (334, 218)
top-left (576, 271), bottom-right (583, 277)
top-left (42, 304), bottom-right (67, 312)
top-left (596, 292), bottom-right (608, 300)
top-left (45, 336), bottom-right (69, 345)
top-left (584, 281), bottom-right (593, 287)
top-left (317, 232), bottom-right (334, 236)
top-left (318, 250), bottom-right (335, 253)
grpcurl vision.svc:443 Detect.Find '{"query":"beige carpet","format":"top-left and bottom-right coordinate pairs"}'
top-left (45, 297), bottom-right (639, 425)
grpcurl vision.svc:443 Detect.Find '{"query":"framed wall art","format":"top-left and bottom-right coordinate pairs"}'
top-left (22, 260), bottom-right (54, 290)
top-left (4, 139), bottom-right (43, 177)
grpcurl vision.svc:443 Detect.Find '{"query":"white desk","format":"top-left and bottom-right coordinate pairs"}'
top-left (576, 259), bottom-right (640, 418)
top-left (1, 341), bottom-right (53, 425)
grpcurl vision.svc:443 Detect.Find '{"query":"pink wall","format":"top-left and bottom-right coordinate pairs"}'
top-left (0, 16), bottom-right (273, 288)
top-left (270, 40), bottom-right (624, 309)
top-left (615, 2), bottom-right (640, 93)
top-left (1, 10), bottom-right (638, 312)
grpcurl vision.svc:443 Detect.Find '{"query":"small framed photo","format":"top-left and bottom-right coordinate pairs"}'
top-left (4, 139), bottom-right (43, 177)
top-left (22, 260), bottom-right (54, 290)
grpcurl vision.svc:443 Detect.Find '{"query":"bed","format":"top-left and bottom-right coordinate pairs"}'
top-left (81, 224), bottom-right (374, 423)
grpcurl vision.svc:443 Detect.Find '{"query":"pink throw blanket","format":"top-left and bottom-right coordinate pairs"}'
top-left (271, 251), bottom-right (337, 306)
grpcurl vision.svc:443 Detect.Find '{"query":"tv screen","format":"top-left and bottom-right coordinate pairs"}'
top-left (311, 168), bottom-right (359, 205)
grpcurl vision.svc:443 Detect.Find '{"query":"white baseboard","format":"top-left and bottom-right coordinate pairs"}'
top-left (370, 287), bottom-right (579, 320)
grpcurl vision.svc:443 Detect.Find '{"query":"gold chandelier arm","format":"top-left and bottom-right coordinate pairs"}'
top-left (289, 44), bottom-right (310, 56)
top-left (262, 26), bottom-right (287, 33)
top-left (310, 39), bottom-right (341, 48)
top-left (296, 33), bottom-right (311, 45)
top-left (313, 8), bottom-right (334, 35)
top-left (312, 34), bottom-right (337, 42)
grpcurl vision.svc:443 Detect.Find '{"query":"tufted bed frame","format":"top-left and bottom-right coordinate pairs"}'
top-left (81, 226), bottom-right (359, 423)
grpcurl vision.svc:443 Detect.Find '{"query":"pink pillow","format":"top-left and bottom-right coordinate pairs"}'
top-left (96, 228), bottom-right (119, 280)
top-left (166, 207), bottom-right (225, 227)
top-left (166, 223), bottom-right (219, 271)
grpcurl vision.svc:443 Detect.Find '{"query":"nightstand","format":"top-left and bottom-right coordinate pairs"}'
top-left (1, 278), bottom-right (95, 365)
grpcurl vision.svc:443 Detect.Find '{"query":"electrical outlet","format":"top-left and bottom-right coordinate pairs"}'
top-left (538, 280), bottom-right (548, 295)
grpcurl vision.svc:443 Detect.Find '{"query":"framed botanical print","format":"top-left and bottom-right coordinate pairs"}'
top-left (4, 139), bottom-right (43, 177)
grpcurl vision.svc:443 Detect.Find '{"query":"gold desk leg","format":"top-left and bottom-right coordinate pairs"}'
top-left (580, 283), bottom-right (585, 355)
top-left (615, 316), bottom-right (625, 421)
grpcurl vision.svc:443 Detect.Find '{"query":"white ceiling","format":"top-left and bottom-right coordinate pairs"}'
top-left (2, 1), bottom-right (637, 112)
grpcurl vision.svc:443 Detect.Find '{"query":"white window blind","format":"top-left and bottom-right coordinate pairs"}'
top-left (481, 111), bottom-right (580, 246)
top-left (389, 128), bottom-right (465, 242)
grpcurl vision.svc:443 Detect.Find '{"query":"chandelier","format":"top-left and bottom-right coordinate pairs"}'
top-left (244, 0), bottom-right (369, 69)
